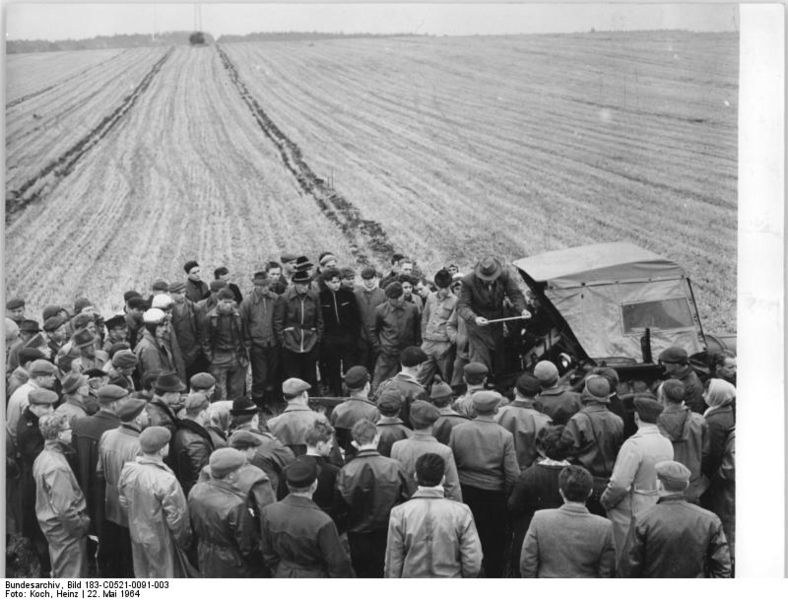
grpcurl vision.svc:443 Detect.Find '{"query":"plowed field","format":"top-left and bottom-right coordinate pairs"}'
top-left (5, 31), bottom-right (737, 332)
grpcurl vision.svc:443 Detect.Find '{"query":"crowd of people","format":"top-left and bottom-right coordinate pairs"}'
top-left (5, 251), bottom-right (737, 578)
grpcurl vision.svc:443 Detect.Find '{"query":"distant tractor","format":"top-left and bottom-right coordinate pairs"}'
top-left (189, 31), bottom-right (207, 46)
top-left (190, 4), bottom-right (206, 46)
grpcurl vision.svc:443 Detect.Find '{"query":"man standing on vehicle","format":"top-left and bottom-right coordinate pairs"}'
top-left (456, 256), bottom-right (530, 381)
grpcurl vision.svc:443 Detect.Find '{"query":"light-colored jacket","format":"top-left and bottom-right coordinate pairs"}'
top-left (600, 424), bottom-right (674, 555)
top-left (390, 432), bottom-right (462, 502)
top-left (384, 486), bottom-right (482, 578)
top-left (421, 290), bottom-right (457, 342)
top-left (118, 456), bottom-right (192, 578)
top-left (7, 380), bottom-right (38, 446)
top-left (96, 425), bottom-right (141, 527)
top-left (495, 400), bottom-right (552, 470)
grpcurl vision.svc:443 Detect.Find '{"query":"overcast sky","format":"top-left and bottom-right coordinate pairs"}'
top-left (5, 2), bottom-right (739, 40)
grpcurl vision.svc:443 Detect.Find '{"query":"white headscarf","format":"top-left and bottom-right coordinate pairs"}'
top-left (704, 378), bottom-right (736, 417)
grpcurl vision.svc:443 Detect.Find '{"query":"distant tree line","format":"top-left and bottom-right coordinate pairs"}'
top-left (217, 31), bottom-right (425, 43)
top-left (6, 31), bottom-right (215, 54)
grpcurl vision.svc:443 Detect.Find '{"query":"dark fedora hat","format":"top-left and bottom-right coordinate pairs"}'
top-left (293, 256), bottom-right (314, 271)
top-left (154, 371), bottom-right (186, 393)
top-left (230, 398), bottom-right (259, 416)
top-left (474, 256), bottom-right (502, 281)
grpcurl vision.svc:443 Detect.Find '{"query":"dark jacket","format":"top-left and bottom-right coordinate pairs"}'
top-left (456, 271), bottom-right (527, 348)
top-left (240, 289), bottom-right (279, 348)
top-left (618, 494), bottom-right (732, 577)
top-left (674, 367), bottom-right (706, 415)
top-left (237, 428), bottom-right (296, 494)
top-left (371, 301), bottom-right (421, 356)
top-left (335, 448), bottom-right (410, 533)
top-left (260, 495), bottom-right (354, 577)
top-left (562, 403), bottom-right (624, 478)
top-left (134, 329), bottom-right (176, 382)
top-left (170, 299), bottom-right (202, 367)
top-left (72, 409), bottom-right (121, 534)
top-left (146, 397), bottom-right (180, 436)
top-left (658, 405), bottom-right (708, 500)
top-left (375, 417), bottom-right (413, 458)
top-left (375, 372), bottom-right (427, 428)
top-left (535, 387), bottom-right (582, 424)
top-left (320, 287), bottom-right (361, 339)
top-left (496, 400), bottom-right (553, 470)
top-left (354, 286), bottom-right (387, 344)
top-left (432, 406), bottom-right (470, 446)
top-left (200, 308), bottom-right (245, 364)
top-left (171, 419), bottom-right (215, 497)
top-left (331, 398), bottom-right (380, 455)
top-left (188, 478), bottom-right (257, 577)
top-left (449, 416), bottom-right (521, 493)
top-left (273, 287), bottom-right (324, 354)
top-left (702, 405), bottom-right (734, 479)
top-left (17, 407), bottom-right (46, 538)
top-left (303, 455), bottom-right (341, 527)
top-left (185, 278), bottom-right (210, 303)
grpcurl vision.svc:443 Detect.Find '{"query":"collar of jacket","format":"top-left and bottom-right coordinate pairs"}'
top-left (377, 416), bottom-right (404, 425)
top-left (394, 372), bottom-right (420, 385)
top-left (539, 387), bottom-right (565, 396)
top-left (252, 289), bottom-right (277, 303)
top-left (284, 494), bottom-right (320, 509)
top-left (120, 423), bottom-right (142, 436)
top-left (510, 399), bottom-right (537, 409)
top-left (151, 398), bottom-right (178, 421)
top-left (355, 448), bottom-right (382, 459)
top-left (412, 486), bottom-right (445, 499)
top-left (284, 286), bottom-right (314, 300)
top-left (582, 403), bottom-right (609, 413)
top-left (346, 396), bottom-right (376, 406)
top-left (411, 431), bottom-right (437, 441)
top-left (538, 457), bottom-right (571, 467)
top-left (634, 423), bottom-right (662, 435)
top-left (438, 406), bottom-right (461, 416)
top-left (206, 476), bottom-right (246, 498)
top-left (560, 502), bottom-right (591, 515)
top-left (43, 439), bottom-right (71, 454)
top-left (137, 455), bottom-right (170, 470)
top-left (656, 493), bottom-right (687, 504)
top-left (208, 425), bottom-right (227, 441)
top-left (662, 404), bottom-right (688, 414)
top-left (474, 415), bottom-right (497, 423)
top-left (179, 417), bottom-right (213, 441)
top-left (283, 403), bottom-right (313, 413)
top-left (65, 396), bottom-right (88, 411)
top-left (207, 306), bottom-right (240, 319)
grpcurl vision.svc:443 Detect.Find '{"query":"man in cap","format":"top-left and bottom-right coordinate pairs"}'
top-left (374, 389), bottom-right (413, 458)
top-left (240, 270), bottom-right (280, 410)
top-left (196, 279), bottom-right (227, 318)
top-left (534, 360), bottom-right (582, 424)
top-left (17, 387), bottom-right (58, 573)
top-left (375, 346), bottom-right (429, 428)
top-left (419, 268), bottom-right (458, 387)
top-left (184, 260), bottom-right (210, 303)
top-left (169, 280), bottom-right (208, 379)
top-left (206, 403), bottom-right (230, 449)
top-left (335, 419), bottom-right (410, 577)
top-left (171, 393), bottom-right (215, 496)
top-left (456, 256), bottom-right (530, 379)
top-left (339, 266), bottom-right (357, 291)
top-left (453, 362), bottom-right (489, 418)
top-left (106, 349), bottom-right (138, 391)
top-left (267, 378), bottom-right (331, 456)
top-left (188, 448), bottom-right (257, 577)
top-left (449, 390), bottom-right (520, 577)
top-left (292, 255), bottom-right (315, 276)
top-left (561, 375), bottom-right (624, 515)
top-left (330, 365), bottom-right (380, 456)
top-left (658, 346), bottom-right (705, 414)
top-left (43, 314), bottom-right (69, 358)
top-left (229, 399), bottom-right (295, 494)
top-left (379, 253), bottom-right (406, 290)
top-left (429, 379), bottom-right (469, 445)
top-left (260, 456), bottom-right (354, 577)
top-left (95, 396), bottom-right (148, 577)
top-left (273, 270), bottom-right (324, 390)
top-left (71, 385), bottom-right (126, 554)
top-left (190, 371), bottom-right (217, 399)
top-left (303, 421), bottom-right (342, 523)
top-left (8, 359), bottom-right (58, 447)
top-left (390, 400), bottom-right (462, 501)
top-left (214, 266), bottom-right (243, 304)
top-left (134, 307), bottom-right (177, 382)
top-left (6, 347), bottom-right (45, 404)
top-left (33, 413), bottom-right (91, 578)
top-left (279, 253), bottom-right (298, 283)
top-left (496, 372), bottom-right (553, 470)
top-left (201, 288), bottom-right (248, 402)
top-left (55, 373), bottom-right (93, 426)
top-left (6, 297), bottom-right (26, 324)
top-left (119, 426), bottom-right (193, 577)
top-left (370, 282), bottom-right (421, 389)
top-left (226, 430), bottom-right (277, 518)
top-left (146, 372), bottom-right (186, 435)
top-left (618, 461), bottom-right (731, 578)
top-left (385, 453), bottom-right (482, 578)
top-left (398, 274), bottom-right (423, 315)
top-left (355, 265), bottom-right (387, 373)
top-left (601, 396), bottom-right (674, 557)
top-left (102, 314), bottom-right (129, 354)
top-left (319, 267), bottom-right (362, 396)
top-left (7, 318), bottom-right (41, 372)
top-left (656, 379), bottom-right (709, 503)
top-left (520, 465), bottom-right (616, 578)
top-left (124, 296), bottom-right (148, 350)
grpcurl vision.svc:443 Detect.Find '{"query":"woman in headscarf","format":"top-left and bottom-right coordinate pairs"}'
top-left (700, 378), bottom-right (735, 556)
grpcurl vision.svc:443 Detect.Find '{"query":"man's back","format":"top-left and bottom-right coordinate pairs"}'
top-left (535, 387), bottom-right (582, 423)
top-left (657, 407), bottom-right (707, 499)
top-left (433, 407), bottom-right (469, 445)
top-left (390, 433), bottom-right (462, 501)
top-left (97, 426), bottom-right (141, 527)
top-left (618, 496), bottom-right (731, 578)
top-left (375, 417), bottom-right (412, 457)
top-left (267, 406), bottom-right (327, 451)
top-left (495, 401), bottom-right (552, 469)
top-left (563, 405), bottom-right (624, 477)
top-left (520, 505), bottom-right (615, 578)
top-left (449, 417), bottom-right (520, 492)
top-left (385, 488), bottom-right (482, 578)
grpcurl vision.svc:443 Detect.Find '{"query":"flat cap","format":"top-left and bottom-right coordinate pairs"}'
top-left (319, 253), bottom-right (337, 266)
top-left (534, 360), bottom-right (559, 384)
top-left (104, 314), bottom-right (127, 331)
top-left (154, 372), bottom-right (186, 393)
top-left (6, 297), bottom-right (25, 310)
top-left (42, 305), bottom-right (63, 321)
top-left (190, 372), bottom-right (216, 390)
top-left (29, 359), bottom-right (56, 376)
top-left (18, 347), bottom-right (46, 366)
top-left (655, 460), bottom-right (692, 491)
top-left (72, 329), bottom-right (95, 349)
top-left (471, 390), bottom-right (501, 413)
top-left (72, 313), bottom-right (94, 330)
top-left (151, 294), bottom-right (174, 309)
top-left (168, 281), bottom-right (186, 294)
top-left (280, 252), bottom-right (298, 263)
top-left (73, 298), bottom-right (94, 314)
top-left (229, 430), bottom-right (263, 450)
top-left (28, 388), bottom-right (58, 405)
top-left (151, 278), bottom-right (169, 292)
top-left (107, 342), bottom-right (131, 359)
top-left (584, 375), bottom-right (611, 402)
top-left (659, 346), bottom-right (689, 364)
top-left (377, 389), bottom-right (403, 412)
top-left (184, 392), bottom-right (210, 413)
top-left (61, 373), bottom-right (88, 395)
top-left (634, 396), bottom-right (664, 422)
top-left (463, 362), bottom-right (489, 378)
top-left (19, 319), bottom-right (40, 334)
top-left (400, 346), bottom-right (428, 367)
top-left (409, 400), bottom-right (441, 429)
top-left (43, 315), bottom-right (67, 332)
top-left (139, 426), bottom-right (171, 453)
top-left (429, 381), bottom-right (454, 400)
top-left (284, 456), bottom-right (318, 487)
top-left (112, 349), bottom-right (138, 369)
top-left (216, 288), bottom-right (236, 301)
top-left (283, 378), bottom-right (311, 396)
top-left (210, 448), bottom-right (246, 478)
top-left (515, 372), bottom-right (542, 397)
top-left (142, 308), bottom-right (166, 324)
top-left (384, 281), bottom-right (404, 299)
top-left (360, 266), bottom-right (377, 280)
top-left (97, 385), bottom-right (129, 404)
top-left (343, 366), bottom-right (369, 390)
top-left (117, 397), bottom-right (147, 422)
top-left (209, 279), bottom-right (227, 292)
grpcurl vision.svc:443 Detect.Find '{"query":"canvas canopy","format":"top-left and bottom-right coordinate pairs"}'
top-left (514, 243), bottom-right (704, 361)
